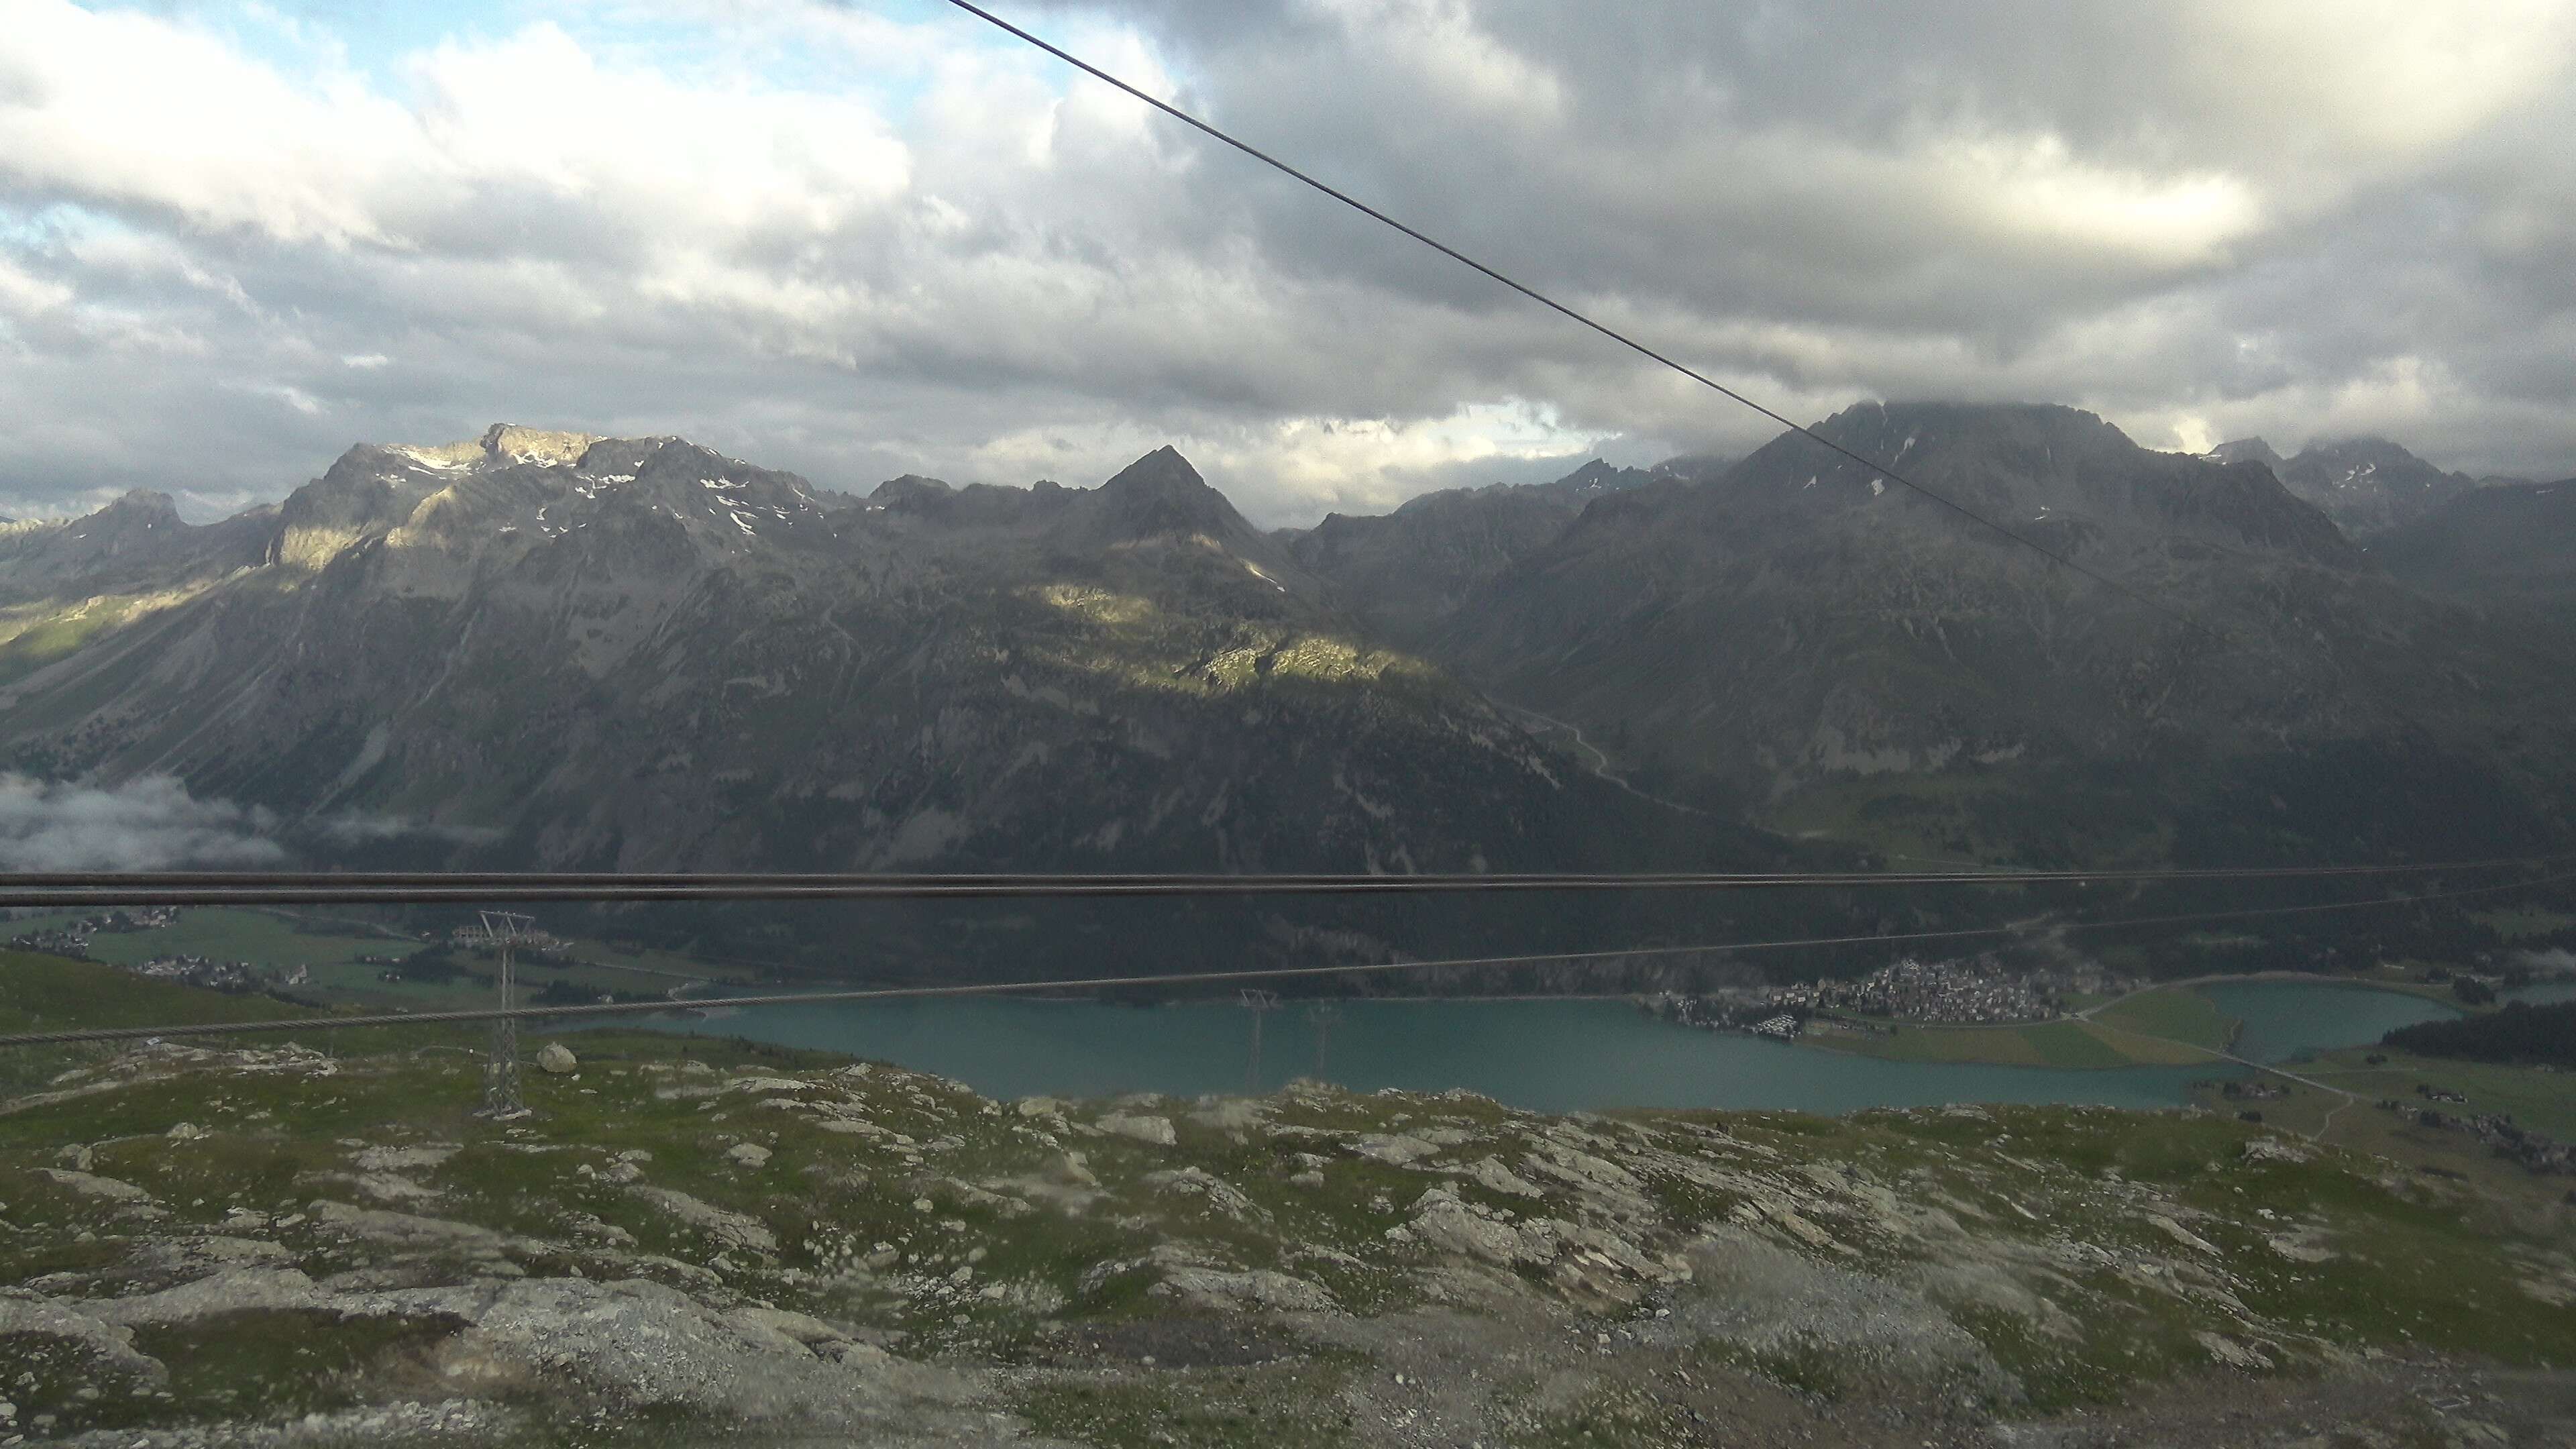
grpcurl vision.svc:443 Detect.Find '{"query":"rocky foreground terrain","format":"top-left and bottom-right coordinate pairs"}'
top-left (3, 1024), bottom-right (2573, 1448)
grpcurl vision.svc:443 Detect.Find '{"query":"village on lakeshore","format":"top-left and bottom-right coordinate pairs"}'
top-left (1645, 954), bottom-right (2133, 1039)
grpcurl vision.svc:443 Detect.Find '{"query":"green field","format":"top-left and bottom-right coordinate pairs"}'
top-left (2302, 1046), bottom-right (2576, 1140)
top-left (1805, 1015), bottom-right (2211, 1069)
top-left (2090, 986), bottom-right (2237, 1052)
top-left (2013, 1020), bottom-right (2131, 1067)
top-left (2185, 1048), bottom-right (2576, 1213)
top-left (7, 908), bottom-right (748, 1012)
top-left (14, 908), bottom-right (421, 971)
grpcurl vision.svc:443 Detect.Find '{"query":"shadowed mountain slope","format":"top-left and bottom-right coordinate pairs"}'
top-left (2375, 477), bottom-right (2576, 613)
top-left (1421, 403), bottom-right (2576, 865)
top-left (1282, 460), bottom-right (1666, 646)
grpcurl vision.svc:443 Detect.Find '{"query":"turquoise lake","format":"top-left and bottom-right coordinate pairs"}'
top-left (2197, 980), bottom-right (2461, 1064)
top-left (586, 975), bottom-right (2572, 1114)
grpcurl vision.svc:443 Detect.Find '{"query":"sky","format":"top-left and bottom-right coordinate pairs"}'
top-left (3, 0), bottom-right (2573, 527)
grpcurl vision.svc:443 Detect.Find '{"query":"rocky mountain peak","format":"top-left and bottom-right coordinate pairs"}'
top-left (867, 474), bottom-right (954, 508)
top-left (1812, 400), bottom-right (2134, 460)
top-left (1530, 458), bottom-right (1657, 505)
top-left (1737, 402), bottom-right (2353, 565)
top-left (1097, 445), bottom-right (1212, 502)
top-left (272, 429), bottom-right (831, 561)
top-left (2204, 437), bottom-right (2288, 472)
top-left (479, 423), bottom-right (599, 467)
top-left (89, 488), bottom-right (184, 531)
top-left (0, 486), bottom-right (274, 606)
top-left (2275, 436), bottom-right (2473, 537)
top-left (1707, 400), bottom-right (2139, 527)
top-left (278, 444), bottom-right (469, 554)
top-left (1088, 446), bottom-right (1256, 544)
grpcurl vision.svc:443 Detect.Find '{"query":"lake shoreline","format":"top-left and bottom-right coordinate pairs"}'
top-left (621, 971), bottom-right (2549, 1093)
top-left (676, 965), bottom-right (2551, 1011)
top-left (572, 978), bottom-right (2488, 1115)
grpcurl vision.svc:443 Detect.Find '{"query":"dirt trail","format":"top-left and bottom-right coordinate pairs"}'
top-left (1496, 702), bottom-right (1708, 816)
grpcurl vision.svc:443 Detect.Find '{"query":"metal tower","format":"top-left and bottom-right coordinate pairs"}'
top-left (1238, 989), bottom-right (1281, 1095)
top-left (1305, 1002), bottom-right (1340, 1082)
top-left (471, 910), bottom-right (536, 1120)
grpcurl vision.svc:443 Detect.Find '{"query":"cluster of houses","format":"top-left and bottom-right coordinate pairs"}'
top-left (1646, 954), bottom-right (2141, 1040)
top-left (7, 927), bottom-right (93, 958)
top-left (127, 954), bottom-right (263, 993)
top-left (7, 906), bottom-right (184, 959)
top-left (1645, 993), bottom-right (1806, 1038)
top-left (1763, 955), bottom-right (2128, 1025)
top-left (4, 906), bottom-right (321, 997)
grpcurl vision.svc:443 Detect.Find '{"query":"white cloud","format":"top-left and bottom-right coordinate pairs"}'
top-left (406, 23), bottom-right (910, 241)
top-left (0, 0), bottom-right (2571, 515)
top-left (1307, 0), bottom-right (1568, 125)
top-left (263, 382), bottom-right (325, 416)
top-left (0, 4), bottom-right (423, 245)
top-left (1934, 134), bottom-right (2260, 266)
top-left (2179, 0), bottom-right (2575, 162)
top-left (0, 774), bottom-right (284, 871)
top-left (0, 255), bottom-right (72, 321)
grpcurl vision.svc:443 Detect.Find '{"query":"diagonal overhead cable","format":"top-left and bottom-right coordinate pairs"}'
top-left (930, 0), bottom-right (2214, 637)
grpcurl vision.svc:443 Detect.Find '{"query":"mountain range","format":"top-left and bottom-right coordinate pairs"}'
top-left (1376, 407), bottom-right (2576, 867)
top-left (1, 407), bottom-right (2569, 975)
top-left (0, 425), bottom-right (1739, 885)
top-left (2201, 434), bottom-right (2508, 538)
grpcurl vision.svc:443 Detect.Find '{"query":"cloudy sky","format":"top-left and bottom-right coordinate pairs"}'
top-left (3, 0), bottom-right (2572, 526)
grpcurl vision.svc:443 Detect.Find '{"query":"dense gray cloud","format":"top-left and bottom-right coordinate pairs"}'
top-left (0, 774), bottom-right (283, 869)
top-left (1, 0), bottom-right (2571, 529)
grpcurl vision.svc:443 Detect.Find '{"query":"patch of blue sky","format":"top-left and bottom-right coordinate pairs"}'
top-left (93, 0), bottom-right (520, 85)
top-left (568, 1), bottom-right (966, 116)
top-left (77, 0), bottom-right (1061, 120)
top-left (549, 1), bottom-right (1108, 123)
top-left (0, 201), bottom-right (144, 256)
